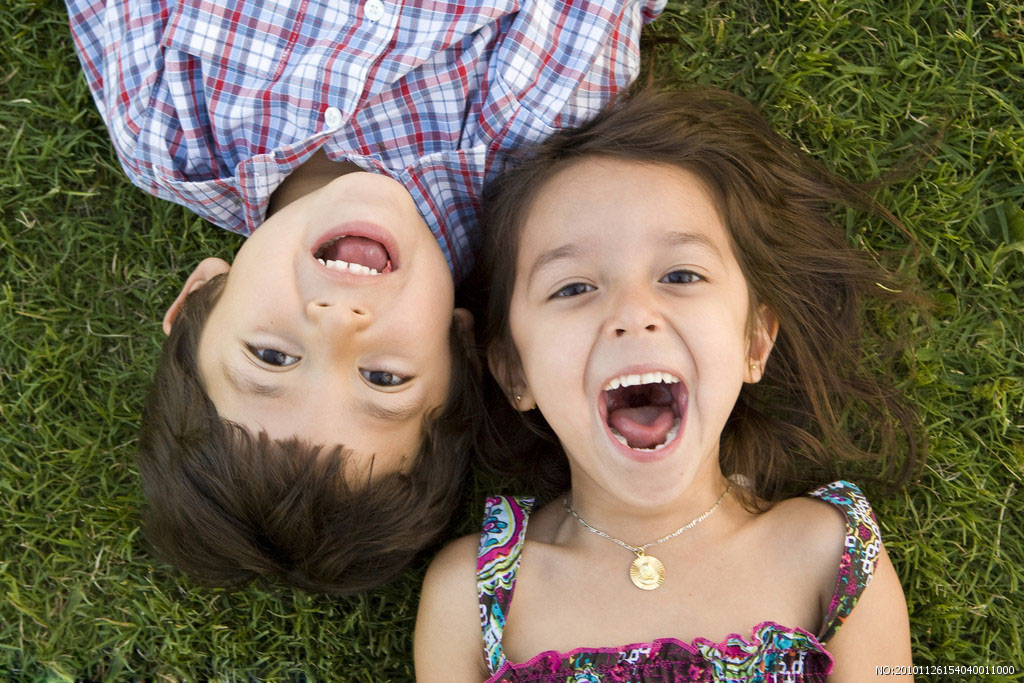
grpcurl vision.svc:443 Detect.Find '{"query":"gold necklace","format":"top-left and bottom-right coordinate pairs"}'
top-left (562, 484), bottom-right (732, 590)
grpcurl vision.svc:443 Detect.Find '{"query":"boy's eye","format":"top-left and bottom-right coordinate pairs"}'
top-left (660, 270), bottom-right (703, 285)
top-left (361, 369), bottom-right (409, 387)
top-left (248, 346), bottom-right (300, 367)
top-left (552, 282), bottom-right (596, 298)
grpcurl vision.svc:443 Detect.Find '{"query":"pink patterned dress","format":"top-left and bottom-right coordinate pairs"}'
top-left (476, 481), bottom-right (882, 682)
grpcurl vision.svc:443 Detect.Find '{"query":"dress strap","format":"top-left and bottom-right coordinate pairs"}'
top-left (477, 495), bottom-right (535, 675)
top-left (809, 480), bottom-right (883, 643)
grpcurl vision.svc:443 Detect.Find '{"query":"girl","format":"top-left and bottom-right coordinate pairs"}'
top-left (415, 87), bottom-right (922, 681)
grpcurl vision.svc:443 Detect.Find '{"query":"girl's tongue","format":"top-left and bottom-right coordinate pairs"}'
top-left (605, 382), bottom-right (678, 450)
top-left (321, 235), bottom-right (390, 272)
top-left (609, 406), bottom-right (676, 449)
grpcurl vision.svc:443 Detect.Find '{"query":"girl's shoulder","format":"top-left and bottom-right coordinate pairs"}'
top-left (418, 495), bottom-right (540, 680)
top-left (756, 480), bottom-right (879, 551)
top-left (749, 481), bottom-right (882, 635)
top-left (416, 531), bottom-right (491, 680)
top-left (423, 494), bottom-right (537, 587)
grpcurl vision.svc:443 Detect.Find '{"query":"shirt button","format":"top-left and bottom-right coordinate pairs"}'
top-left (364, 0), bottom-right (385, 22)
top-left (323, 106), bottom-right (343, 128)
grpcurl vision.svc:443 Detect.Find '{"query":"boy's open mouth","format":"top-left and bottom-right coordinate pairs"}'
top-left (314, 235), bottom-right (393, 275)
top-left (601, 371), bottom-right (685, 452)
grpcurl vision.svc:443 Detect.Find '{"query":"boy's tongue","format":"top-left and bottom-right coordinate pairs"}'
top-left (609, 406), bottom-right (675, 449)
top-left (323, 236), bottom-right (389, 272)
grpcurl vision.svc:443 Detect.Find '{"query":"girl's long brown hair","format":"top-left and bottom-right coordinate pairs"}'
top-left (481, 86), bottom-right (925, 507)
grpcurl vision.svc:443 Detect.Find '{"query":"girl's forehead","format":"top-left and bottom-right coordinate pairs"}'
top-left (519, 158), bottom-right (735, 259)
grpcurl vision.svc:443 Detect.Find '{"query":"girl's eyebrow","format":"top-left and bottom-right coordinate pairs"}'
top-left (662, 230), bottom-right (725, 262)
top-left (528, 242), bottom-right (588, 282)
top-left (528, 231), bottom-right (724, 284)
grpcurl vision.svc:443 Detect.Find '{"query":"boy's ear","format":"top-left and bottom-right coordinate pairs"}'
top-left (452, 308), bottom-right (482, 376)
top-left (452, 308), bottom-right (475, 348)
top-left (162, 257), bottom-right (231, 335)
top-left (746, 304), bottom-right (779, 383)
top-left (487, 344), bottom-right (535, 411)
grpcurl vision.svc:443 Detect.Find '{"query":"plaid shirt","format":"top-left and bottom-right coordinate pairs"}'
top-left (68, 0), bottom-right (663, 281)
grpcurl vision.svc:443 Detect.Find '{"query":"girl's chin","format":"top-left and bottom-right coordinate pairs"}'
top-left (572, 447), bottom-right (722, 507)
top-left (576, 463), bottom-right (700, 507)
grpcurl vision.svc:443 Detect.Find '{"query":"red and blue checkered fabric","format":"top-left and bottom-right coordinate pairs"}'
top-left (67, 0), bottom-right (664, 281)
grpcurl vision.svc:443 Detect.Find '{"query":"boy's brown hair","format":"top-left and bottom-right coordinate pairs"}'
top-left (138, 273), bottom-right (481, 594)
top-left (482, 86), bottom-right (925, 507)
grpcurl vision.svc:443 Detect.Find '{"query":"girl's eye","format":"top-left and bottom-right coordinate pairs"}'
top-left (361, 369), bottom-right (409, 387)
top-left (248, 346), bottom-right (300, 367)
top-left (552, 282), bottom-right (596, 298)
top-left (660, 270), bottom-right (703, 285)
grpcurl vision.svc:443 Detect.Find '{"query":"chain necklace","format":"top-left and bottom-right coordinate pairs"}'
top-left (562, 483), bottom-right (732, 590)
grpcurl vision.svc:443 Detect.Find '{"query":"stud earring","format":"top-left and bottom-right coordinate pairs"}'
top-left (748, 360), bottom-right (759, 380)
top-left (515, 394), bottom-right (522, 402)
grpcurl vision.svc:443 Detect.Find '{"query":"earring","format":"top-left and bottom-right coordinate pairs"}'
top-left (748, 360), bottom-right (759, 380)
top-left (515, 394), bottom-right (522, 402)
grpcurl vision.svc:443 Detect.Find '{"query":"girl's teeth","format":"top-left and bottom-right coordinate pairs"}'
top-left (604, 371), bottom-right (681, 391)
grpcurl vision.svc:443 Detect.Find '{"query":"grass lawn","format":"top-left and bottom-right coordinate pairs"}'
top-left (2, 0), bottom-right (1022, 679)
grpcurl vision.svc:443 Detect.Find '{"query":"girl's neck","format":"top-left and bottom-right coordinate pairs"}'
top-left (560, 468), bottom-right (735, 549)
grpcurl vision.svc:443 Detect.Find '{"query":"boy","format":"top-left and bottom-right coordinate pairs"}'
top-left (68, 0), bottom-right (664, 593)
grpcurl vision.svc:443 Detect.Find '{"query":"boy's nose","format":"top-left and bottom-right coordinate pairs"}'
top-left (308, 299), bottom-right (373, 332)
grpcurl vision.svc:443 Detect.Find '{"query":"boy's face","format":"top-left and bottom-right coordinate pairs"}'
top-left (183, 172), bottom-right (461, 475)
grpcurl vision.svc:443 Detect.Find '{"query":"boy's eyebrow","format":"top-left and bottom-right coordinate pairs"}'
top-left (223, 364), bottom-right (287, 399)
top-left (528, 242), bottom-right (588, 282)
top-left (359, 399), bottom-right (422, 423)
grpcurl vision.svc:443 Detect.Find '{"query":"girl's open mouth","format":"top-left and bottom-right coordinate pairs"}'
top-left (599, 371), bottom-right (686, 454)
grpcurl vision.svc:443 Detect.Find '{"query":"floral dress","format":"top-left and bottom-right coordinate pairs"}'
top-left (477, 481), bottom-right (882, 682)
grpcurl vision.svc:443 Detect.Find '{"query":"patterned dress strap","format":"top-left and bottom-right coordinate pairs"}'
top-left (477, 495), bottom-right (535, 675)
top-left (809, 480), bottom-right (883, 643)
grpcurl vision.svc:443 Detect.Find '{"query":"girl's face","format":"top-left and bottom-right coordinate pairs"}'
top-left (504, 158), bottom-right (774, 508)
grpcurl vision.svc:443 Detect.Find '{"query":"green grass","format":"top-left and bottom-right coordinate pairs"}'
top-left (2, 0), bottom-right (1022, 679)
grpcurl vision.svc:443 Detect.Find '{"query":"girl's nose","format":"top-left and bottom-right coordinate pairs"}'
top-left (604, 287), bottom-right (663, 338)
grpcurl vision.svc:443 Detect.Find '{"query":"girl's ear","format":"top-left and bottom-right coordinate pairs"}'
top-left (162, 257), bottom-right (231, 335)
top-left (746, 304), bottom-right (779, 383)
top-left (487, 344), bottom-right (535, 411)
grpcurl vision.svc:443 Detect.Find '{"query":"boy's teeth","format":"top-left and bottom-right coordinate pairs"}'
top-left (321, 258), bottom-right (379, 275)
top-left (604, 371), bottom-right (680, 391)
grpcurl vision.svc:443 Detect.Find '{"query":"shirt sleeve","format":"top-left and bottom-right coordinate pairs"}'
top-left (67, 0), bottom-right (177, 195)
top-left (67, 0), bottom-right (263, 234)
top-left (471, 0), bottom-right (666, 158)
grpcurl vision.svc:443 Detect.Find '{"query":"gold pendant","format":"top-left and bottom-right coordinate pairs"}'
top-left (629, 551), bottom-right (664, 590)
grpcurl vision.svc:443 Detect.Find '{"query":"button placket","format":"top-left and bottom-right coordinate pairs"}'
top-left (323, 106), bottom-right (344, 129)
top-left (364, 0), bottom-right (385, 22)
